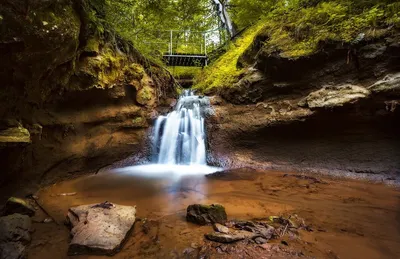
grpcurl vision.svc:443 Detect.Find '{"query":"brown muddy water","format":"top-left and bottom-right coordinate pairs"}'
top-left (28, 168), bottom-right (400, 259)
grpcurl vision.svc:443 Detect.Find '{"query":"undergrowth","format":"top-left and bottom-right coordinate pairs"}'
top-left (193, 22), bottom-right (266, 93)
top-left (194, 1), bottom-right (400, 92)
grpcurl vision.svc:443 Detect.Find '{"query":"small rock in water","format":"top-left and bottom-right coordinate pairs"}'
top-left (1, 197), bottom-right (35, 217)
top-left (66, 202), bottom-right (136, 256)
top-left (213, 223), bottom-right (229, 234)
top-left (43, 218), bottom-right (53, 223)
top-left (254, 237), bottom-right (268, 244)
top-left (186, 204), bottom-right (227, 225)
top-left (205, 231), bottom-right (257, 243)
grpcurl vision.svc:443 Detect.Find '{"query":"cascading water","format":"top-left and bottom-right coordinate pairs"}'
top-left (113, 90), bottom-right (221, 178)
top-left (152, 90), bottom-right (208, 165)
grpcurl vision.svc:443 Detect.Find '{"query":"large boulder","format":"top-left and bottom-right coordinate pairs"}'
top-left (66, 202), bottom-right (136, 256)
top-left (0, 214), bottom-right (32, 259)
top-left (186, 204), bottom-right (227, 225)
top-left (1, 197), bottom-right (35, 217)
top-left (299, 84), bottom-right (370, 109)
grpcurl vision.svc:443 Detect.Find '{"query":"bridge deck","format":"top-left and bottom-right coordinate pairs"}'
top-left (163, 53), bottom-right (208, 67)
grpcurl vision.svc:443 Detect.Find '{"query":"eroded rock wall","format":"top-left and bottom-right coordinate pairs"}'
top-left (207, 33), bottom-right (400, 179)
top-left (0, 0), bottom-right (176, 196)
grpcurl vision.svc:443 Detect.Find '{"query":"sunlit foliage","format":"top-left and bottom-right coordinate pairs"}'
top-left (194, 0), bottom-right (400, 92)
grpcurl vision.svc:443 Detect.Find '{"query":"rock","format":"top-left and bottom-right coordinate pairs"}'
top-left (66, 202), bottom-right (136, 256)
top-left (205, 230), bottom-right (257, 243)
top-left (299, 85), bottom-right (370, 109)
top-left (186, 204), bottom-right (227, 225)
top-left (234, 221), bottom-right (275, 240)
top-left (254, 237), bottom-right (269, 244)
top-left (369, 73), bottom-right (400, 97)
top-left (0, 242), bottom-right (27, 259)
top-left (213, 223), bottom-right (229, 234)
top-left (0, 214), bottom-right (32, 244)
top-left (0, 127), bottom-right (31, 144)
top-left (1, 197), bottom-right (35, 217)
top-left (0, 214), bottom-right (32, 259)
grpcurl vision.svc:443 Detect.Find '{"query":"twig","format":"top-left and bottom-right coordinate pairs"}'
top-left (27, 195), bottom-right (59, 225)
top-left (281, 223), bottom-right (288, 237)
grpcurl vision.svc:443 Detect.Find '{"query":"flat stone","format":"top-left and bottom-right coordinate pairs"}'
top-left (1, 197), bottom-right (35, 217)
top-left (186, 204), bottom-right (227, 225)
top-left (66, 202), bottom-right (136, 256)
top-left (213, 223), bottom-right (229, 234)
top-left (205, 230), bottom-right (257, 243)
top-left (299, 84), bottom-right (370, 109)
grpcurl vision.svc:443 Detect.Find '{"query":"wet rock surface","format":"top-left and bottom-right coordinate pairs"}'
top-left (66, 202), bottom-right (136, 256)
top-left (0, 214), bottom-right (32, 259)
top-left (186, 204), bottom-right (227, 225)
top-left (1, 197), bottom-right (35, 217)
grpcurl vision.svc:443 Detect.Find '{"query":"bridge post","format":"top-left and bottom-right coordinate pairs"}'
top-left (204, 33), bottom-right (208, 66)
top-left (170, 30), bottom-right (173, 55)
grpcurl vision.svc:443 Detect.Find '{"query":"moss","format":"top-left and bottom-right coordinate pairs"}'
top-left (136, 85), bottom-right (155, 106)
top-left (169, 66), bottom-right (202, 79)
top-left (84, 38), bottom-right (100, 54)
top-left (0, 127), bottom-right (31, 143)
top-left (125, 63), bottom-right (145, 82)
top-left (194, 1), bottom-right (400, 92)
top-left (193, 21), bottom-right (266, 93)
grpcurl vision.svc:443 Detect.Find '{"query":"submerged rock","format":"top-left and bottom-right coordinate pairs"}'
top-left (186, 204), bottom-right (227, 225)
top-left (299, 84), bottom-right (370, 109)
top-left (66, 202), bottom-right (136, 256)
top-left (1, 197), bottom-right (35, 217)
top-left (0, 214), bottom-right (32, 259)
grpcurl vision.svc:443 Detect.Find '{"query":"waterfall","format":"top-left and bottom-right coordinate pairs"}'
top-left (112, 90), bottom-right (221, 178)
top-left (152, 90), bottom-right (209, 165)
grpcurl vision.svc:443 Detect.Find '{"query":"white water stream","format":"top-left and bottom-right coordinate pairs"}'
top-left (114, 90), bottom-right (221, 178)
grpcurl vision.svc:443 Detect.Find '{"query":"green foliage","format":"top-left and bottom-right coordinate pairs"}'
top-left (170, 67), bottom-right (202, 79)
top-left (195, 0), bottom-right (400, 92)
top-left (194, 21), bottom-right (265, 93)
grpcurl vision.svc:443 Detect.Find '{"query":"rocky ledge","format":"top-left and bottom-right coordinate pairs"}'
top-left (207, 34), bottom-right (400, 180)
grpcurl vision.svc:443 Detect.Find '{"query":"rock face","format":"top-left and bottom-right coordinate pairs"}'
top-left (1, 197), bottom-right (35, 217)
top-left (0, 0), bottom-right (176, 198)
top-left (0, 214), bottom-right (32, 259)
top-left (207, 33), bottom-right (400, 178)
top-left (299, 85), bottom-right (370, 109)
top-left (66, 202), bottom-right (136, 256)
top-left (186, 204), bottom-right (227, 225)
